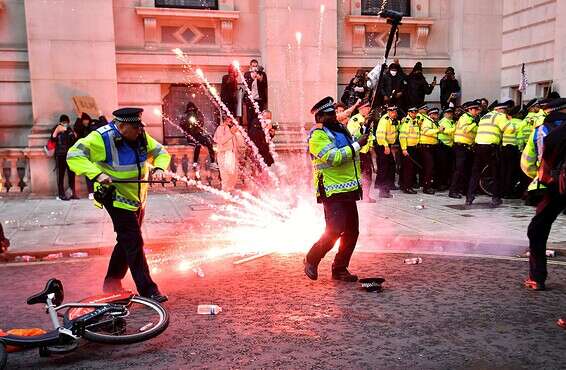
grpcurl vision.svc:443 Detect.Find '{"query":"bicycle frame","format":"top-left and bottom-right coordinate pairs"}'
top-left (0, 292), bottom-right (133, 350)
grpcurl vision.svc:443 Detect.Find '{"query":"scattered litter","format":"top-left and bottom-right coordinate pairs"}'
top-left (415, 199), bottom-right (426, 210)
top-left (69, 252), bottom-right (89, 258)
top-left (15, 255), bottom-right (36, 262)
top-left (192, 266), bottom-right (205, 278)
top-left (197, 304), bottom-right (222, 315)
top-left (403, 257), bottom-right (422, 265)
top-left (42, 253), bottom-right (63, 261)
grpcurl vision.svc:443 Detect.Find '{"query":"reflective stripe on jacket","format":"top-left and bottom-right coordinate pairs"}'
top-left (454, 113), bottom-right (477, 145)
top-left (419, 115), bottom-right (439, 145)
top-left (475, 111), bottom-right (510, 145)
top-left (399, 116), bottom-right (419, 150)
top-left (376, 115), bottom-right (398, 146)
top-left (438, 117), bottom-right (455, 146)
top-left (67, 123), bottom-right (171, 211)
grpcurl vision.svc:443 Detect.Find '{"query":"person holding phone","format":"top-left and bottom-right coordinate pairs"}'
top-left (405, 62), bottom-right (436, 110)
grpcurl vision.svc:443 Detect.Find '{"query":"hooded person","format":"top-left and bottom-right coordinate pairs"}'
top-left (405, 62), bottom-right (436, 110)
top-left (439, 67), bottom-right (461, 109)
top-left (304, 96), bottom-right (368, 283)
top-left (181, 102), bottom-right (217, 177)
top-left (380, 63), bottom-right (407, 109)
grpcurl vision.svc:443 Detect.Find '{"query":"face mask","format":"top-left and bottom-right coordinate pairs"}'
top-left (390, 70), bottom-right (398, 76)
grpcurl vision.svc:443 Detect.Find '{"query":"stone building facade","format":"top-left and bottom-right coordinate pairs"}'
top-left (0, 0), bottom-right (564, 194)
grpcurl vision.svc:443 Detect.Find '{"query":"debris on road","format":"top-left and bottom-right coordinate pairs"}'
top-left (42, 253), bottom-right (63, 261)
top-left (404, 257), bottom-right (423, 265)
top-left (69, 252), bottom-right (89, 258)
top-left (197, 304), bottom-right (222, 315)
top-left (14, 255), bottom-right (36, 262)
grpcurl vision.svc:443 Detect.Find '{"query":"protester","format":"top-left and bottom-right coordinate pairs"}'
top-left (73, 113), bottom-right (98, 199)
top-left (181, 102), bottom-right (217, 179)
top-left (52, 114), bottom-right (77, 200)
top-left (248, 110), bottom-right (275, 167)
top-left (380, 63), bottom-right (406, 109)
top-left (405, 62), bottom-right (436, 110)
top-left (214, 115), bottom-right (244, 192)
top-left (0, 223), bottom-right (9, 253)
top-left (243, 59), bottom-right (268, 126)
top-left (220, 64), bottom-right (240, 117)
top-left (341, 70), bottom-right (368, 108)
top-left (439, 67), bottom-right (461, 109)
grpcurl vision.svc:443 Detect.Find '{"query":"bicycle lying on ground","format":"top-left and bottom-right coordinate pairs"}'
top-left (0, 278), bottom-right (169, 369)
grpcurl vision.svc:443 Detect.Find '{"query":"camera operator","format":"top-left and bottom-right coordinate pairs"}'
top-left (244, 59), bottom-right (268, 128)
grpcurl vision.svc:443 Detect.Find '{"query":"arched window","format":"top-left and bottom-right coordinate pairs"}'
top-left (362, 0), bottom-right (410, 16)
top-left (155, 0), bottom-right (218, 10)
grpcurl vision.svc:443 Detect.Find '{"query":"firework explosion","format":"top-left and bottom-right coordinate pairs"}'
top-left (148, 50), bottom-right (321, 275)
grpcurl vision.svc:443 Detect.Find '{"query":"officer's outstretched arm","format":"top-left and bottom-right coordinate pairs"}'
top-left (66, 133), bottom-right (107, 180)
top-left (309, 130), bottom-right (359, 167)
top-left (146, 134), bottom-right (171, 170)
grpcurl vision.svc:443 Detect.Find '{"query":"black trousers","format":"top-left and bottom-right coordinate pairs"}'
top-left (500, 145), bottom-right (520, 197)
top-left (86, 177), bottom-right (94, 194)
top-left (374, 145), bottom-right (395, 191)
top-left (417, 145), bottom-right (437, 191)
top-left (188, 132), bottom-right (216, 164)
top-left (359, 152), bottom-right (373, 200)
top-left (56, 155), bottom-right (75, 198)
top-left (306, 200), bottom-right (359, 272)
top-left (467, 144), bottom-right (500, 200)
top-left (527, 188), bottom-right (566, 283)
top-left (450, 144), bottom-right (473, 195)
top-left (104, 203), bottom-right (159, 297)
top-left (400, 146), bottom-right (417, 190)
top-left (436, 143), bottom-right (454, 189)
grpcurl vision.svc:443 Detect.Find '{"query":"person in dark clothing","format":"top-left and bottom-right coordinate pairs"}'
top-left (52, 114), bottom-right (76, 200)
top-left (0, 223), bottom-right (9, 253)
top-left (243, 60), bottom-right (269, 126)
top-left (479, 98), bottom-right (490, 117)
top-left (248, 110), bottom-right (275, 167)
top-left (220, 64), bottom-right (240, 117)
top-left (439, 67), bottom-right (461, 110)
top-left (380, 63), bottom-right (407, 109)
top-left (341, 69), bottom-right (368, 108)
top-left (180, 102), bottom-right (217, 175)
top-left (73, 113), bottom-right (98, 198)
top-left (405, 62), bottom-right (436, 109)
top-left (524, 98), bottom-right (566, 292)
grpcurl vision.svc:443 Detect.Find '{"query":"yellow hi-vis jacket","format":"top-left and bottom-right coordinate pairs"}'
top-left (309, 124), bottom-right (361, 199)
top-left (67, 123), bottom-right (171, 211)
top-left (516, 111), bottom-right (537, 150)
top-left (454, 112), bottom-right (477, 145)
top-left (399, 116), bottom-right (419, 150)
top-left (376, 114), bottom-right (398, 147)
top-left (419, 114), bottom-right (439, 145)
top-left (438, 117), bottom-right (456, 146)
top-left (503, 117), bottom-right (521, 147)
top-left (347, 113), bottom-right (374, 153)
top-left (475, 110), bottom-right (510, 145)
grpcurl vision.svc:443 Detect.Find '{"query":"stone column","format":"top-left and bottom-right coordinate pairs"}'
top-left (259, 0), bottom-right (337, 151)
top-left (448, 0), bottom-right (502, 103)
top-left (553, 0), bottom-right (566, 95)
top-left (24, 0), bottom-right (118, 195)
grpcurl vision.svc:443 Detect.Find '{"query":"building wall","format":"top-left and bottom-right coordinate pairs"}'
top-left (501, 0), bottom-right (563, 100)
top-left (0, 0), bottom-right (31, 148)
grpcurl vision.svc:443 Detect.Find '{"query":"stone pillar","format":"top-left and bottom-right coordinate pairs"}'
top-left (553, 0), bottom-right (566, 95)
top-left (24, 0), bottom-right (118, 195)
top-left (448, 0), bottom-right (502, 103)
top-left (259, 0), bottom-right (337, 150)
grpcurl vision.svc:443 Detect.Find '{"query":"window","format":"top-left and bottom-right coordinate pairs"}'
top-left (155, 0), bottom-right (218, 10)
top-left (362, 0), bottom-right (410, 16)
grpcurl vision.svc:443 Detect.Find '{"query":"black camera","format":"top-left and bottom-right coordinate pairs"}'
top-left (379, 9), bottom-right (403, 23)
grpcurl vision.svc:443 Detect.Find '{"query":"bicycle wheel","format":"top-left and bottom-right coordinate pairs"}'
top-left (82, 296), bottom-right (169, 344)
top-left (479, 164), bottom-right (495, 196)
top-left (0, 343), bottom-right (7, 370)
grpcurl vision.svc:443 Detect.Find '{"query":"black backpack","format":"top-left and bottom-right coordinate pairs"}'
top-left (538, 121), bottom-right (566, 194)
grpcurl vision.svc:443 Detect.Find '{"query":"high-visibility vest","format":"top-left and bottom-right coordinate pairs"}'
top-left (502, 118), bottom-right (521, 146)
top-left (309, 125), bottom-right (361, 199)
top-left (67, 123), bottom-right (171, 211)
top-left (454, 113), bottom-right (477, 145)
top-left (438, 117), bottom-right (455, 147)
top-left (475, 110), bottom-right (510, 145)
top-left (376, 115), bottom-right (398, 146)
top-left (347, 113), bottom-right (374, 153)
top-left (399, 116), bottom-right (419, 150)
top-left (419, 115), bottom-right (439, 145)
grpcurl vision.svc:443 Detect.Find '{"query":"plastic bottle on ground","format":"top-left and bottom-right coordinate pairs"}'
top-left (197, 304), bottom-right (222, 315)
top-left (404, 257), bottom-right (423, 265)
top-left (70, 252), bottom-right (89, 258)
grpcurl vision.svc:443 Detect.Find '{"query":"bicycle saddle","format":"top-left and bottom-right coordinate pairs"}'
top-left (26, 278), bottom-right (64, 306)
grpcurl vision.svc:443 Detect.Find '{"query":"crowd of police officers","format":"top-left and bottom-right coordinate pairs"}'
top-left (335, 95), bottom-right (554, 208)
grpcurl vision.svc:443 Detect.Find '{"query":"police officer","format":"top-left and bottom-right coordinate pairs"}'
top-left (418, 107), bottom-right (440, 194)
top-left (500, 106), bottom-right (522, 197)
top-left (437, 108), bottom-right (456, 191)
top-left (399, 107), bottom-right (420, 193)
top-left (449, 101), bottom-right (481, 198)
top-left (375, 105), bottom-right (399, 198)
top-left (524, 98), bottom-right (566, 291)
top-left (304, 97), bottom-right (368, 282)
top-left (67, 108), bottom-right (171, 303)
top-left (347, 100), bottom-right (376, 203)
top-left (466, 100), bottom-right (514, 207)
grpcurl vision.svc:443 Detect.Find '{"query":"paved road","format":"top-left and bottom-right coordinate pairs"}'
top-left (2, 251), bottom-right (566, 369)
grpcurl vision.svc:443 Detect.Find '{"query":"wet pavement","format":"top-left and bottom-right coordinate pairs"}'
top-left (1, 251), bottom-right (566, 369)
